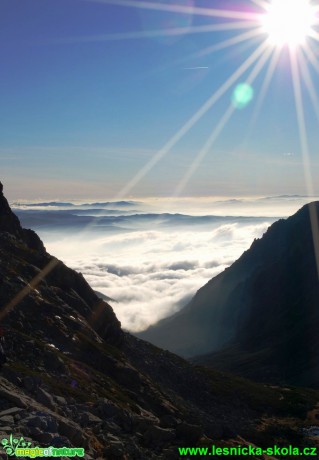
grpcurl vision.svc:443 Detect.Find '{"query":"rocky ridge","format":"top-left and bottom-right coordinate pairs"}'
top-left (0, 181), bottom-right (319, 459)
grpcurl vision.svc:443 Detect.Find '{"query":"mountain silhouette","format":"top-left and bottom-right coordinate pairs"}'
top-left (139, 202), bottom-right (319, 387)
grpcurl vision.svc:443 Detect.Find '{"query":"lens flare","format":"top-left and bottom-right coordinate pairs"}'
top-left (232, 83), bottom-right (254, 109)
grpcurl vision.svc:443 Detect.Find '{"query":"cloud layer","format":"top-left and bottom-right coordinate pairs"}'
top-left (14, 195), bottom-right (318, 332)
top-left (41, 220), bottom-right (273, 332)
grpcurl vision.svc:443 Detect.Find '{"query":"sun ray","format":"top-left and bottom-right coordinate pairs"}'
top-left (303, 42), bottom-right (319, 76)
top-left (244, 40), bottom-right (274, 82)
top-left (246, 46), bottom-right (281, 135)
top-left (188, 27), bottom-right (263, 61)
top-left (50, 22), bottom-right (260, 44)
top-left (251, 0), bottom-right (268, 9)
top-left (159, 27), bottom-right (263, 77)
top-left (115, 40), bottom-right (268, 199)
top-left (309, 29), bottom-right (319, 41)
top-left (299, 50), bottom-right (319, 121)
top-left (289, 48), bottom-right (319, 279)
top-left (289, 49), bottom-right (313, 193)
top-left (174, 105), bottom-right (235, 196)
top-left (85, 0), bottom-right (261, 22)
top-left (51, 21), bottom-right (262, 44)
top-left (0, 258), bottom-right (60, 322)
top-left (174, 45), bottom-right (273, 196)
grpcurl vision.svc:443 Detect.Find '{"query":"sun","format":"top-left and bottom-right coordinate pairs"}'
top-left (261, 0), bottom-right (316, 48)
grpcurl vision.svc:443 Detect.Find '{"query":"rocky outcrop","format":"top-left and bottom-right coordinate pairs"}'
top-left (0, 182), bottom-right (24, 239)
top-left (0, 182), bottom-right (45, 253)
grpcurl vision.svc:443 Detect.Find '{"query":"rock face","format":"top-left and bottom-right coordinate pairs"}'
top-left (0, 181), bottom-right (318, 458)
top-left (0, 182), bottom-right (45, 252)
top-left (0, 182), bottom-right (24, 238)
top-left (139, 202), bottom-right (319, 387)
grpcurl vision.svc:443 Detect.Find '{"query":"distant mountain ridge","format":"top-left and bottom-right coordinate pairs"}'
top-left (12, 200), bottom-right (138, 208)
top-left (139, 202), bottom-right (319, 387)
top-left (14, 209), bottom-right (273, 230)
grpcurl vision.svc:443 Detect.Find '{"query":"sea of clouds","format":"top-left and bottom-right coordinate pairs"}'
top-left (13, 195), bottom-right (318, 332)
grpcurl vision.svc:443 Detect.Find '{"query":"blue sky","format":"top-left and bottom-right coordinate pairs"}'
top-left (1, 0), bottom-right (319, 199)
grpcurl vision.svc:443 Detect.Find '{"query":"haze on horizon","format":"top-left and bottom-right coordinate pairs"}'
top-left (1, 0), bottom-right (319, 201)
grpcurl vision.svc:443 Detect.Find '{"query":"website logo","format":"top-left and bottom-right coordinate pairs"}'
top-left (1, 434), bottom-right (85, 458)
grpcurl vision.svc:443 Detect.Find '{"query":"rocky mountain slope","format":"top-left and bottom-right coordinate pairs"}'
top-left (1, 181), bottom-right (319, 458)
top-left (139, 202), bottom-right (319, 387)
